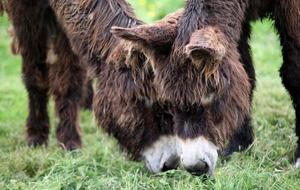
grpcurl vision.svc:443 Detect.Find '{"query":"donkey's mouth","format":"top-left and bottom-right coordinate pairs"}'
top-left (142, 135), bottom-right (218, 175)
top-left (178, 137), bottom-right (218, 175)
top-left (142, 136), bottom-right (179, 173)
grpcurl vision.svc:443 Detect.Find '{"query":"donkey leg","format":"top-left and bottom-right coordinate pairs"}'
top-left (50, 33), bottom-right (87, 150)
top-left (81, 79), bottom-right (94, 110)
top-left (279, 37), bottom-right (300, 167)
top-left (8, 3), bottom-right (51, 147)
top-left (280, 44), bottom-right (300, 167)
top-left (23, 57), bottom-right (50, 147)
top-left (275, 0), bottom-right (300, 167)
top-left (223, 23), bottom-right (255, 157)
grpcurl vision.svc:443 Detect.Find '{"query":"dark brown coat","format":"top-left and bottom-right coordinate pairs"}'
top-left (112, 11), bottom-right (251, 150)
top-left (170, 0), bottom-right (300, 156)
top-left (3, 0), bottom-right (251, 159)
top-left (4, 0), bottom-right (94, 150)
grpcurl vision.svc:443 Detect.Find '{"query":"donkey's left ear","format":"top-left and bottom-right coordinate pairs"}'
top-left (186, 27), bottom-right (228, 65)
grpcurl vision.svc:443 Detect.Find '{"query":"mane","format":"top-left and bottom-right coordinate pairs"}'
top-left (171, 0), bottom-right (206, 59)
top-left (49, 0), bottom-right (143, 67)
top-left (84, 0), bottom-right (143, 60)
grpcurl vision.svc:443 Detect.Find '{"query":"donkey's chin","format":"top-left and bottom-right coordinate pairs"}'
top-left (142, 135), bottom-right (218, 175)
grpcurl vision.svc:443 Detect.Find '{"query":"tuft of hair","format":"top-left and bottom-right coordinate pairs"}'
top-left (186, 26), bottom-right (228, 87)
top-left (171, 0), bottom-right (205, 60)
top-left (7, 25), bottom-right (20, 55)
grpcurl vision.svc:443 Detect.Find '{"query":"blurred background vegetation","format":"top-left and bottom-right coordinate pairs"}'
top-left (131, 0), bottom-right (183, 22)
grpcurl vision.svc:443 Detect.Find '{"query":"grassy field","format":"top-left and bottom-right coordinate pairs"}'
top-left (1, 1), bottom-right (300, 190)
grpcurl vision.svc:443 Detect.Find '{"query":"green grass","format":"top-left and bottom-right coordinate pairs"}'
top-left (1, 2), bottom-right (300, 189)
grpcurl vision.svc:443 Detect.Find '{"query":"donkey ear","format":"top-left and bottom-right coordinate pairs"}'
top-left (111, 24), bottom-right (177, 49)
top-left (111, 9), bottom-right (183, 47)
top-left (111, 10), bottom-right (181, 53)
top-left (186, 27), bottom-right (228, 64)
top-left (111, 26), bottom-right (150, 45)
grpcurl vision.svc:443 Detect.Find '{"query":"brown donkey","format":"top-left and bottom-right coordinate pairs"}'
top-left (8, 0), bottom-right (291, 176)
top-left (4, 0), bottom-right (94, 150)
top-left (2, 0), bottom-right (253, 175)
top-left (3, 0), bottom-right (167, 168)
top-left (115, 0), bottom-right (300, 171)
top-left (112, 12), bottom-right (251, 175)
top-left (49, 0), bottom-right (252, 175)
top-left (170, 0), bottom-right (300, 166)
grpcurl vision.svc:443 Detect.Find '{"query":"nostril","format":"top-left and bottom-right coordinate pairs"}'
top-left (185, 160), bottom-right (209, 176)
top-left (162, 156), bottom-right (180, 172)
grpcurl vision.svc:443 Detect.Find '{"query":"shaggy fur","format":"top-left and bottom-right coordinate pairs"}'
top-left (112, 11), bottom-right (251, 150)
top-left (172, 0), bottom-right (300, 157)
top-left (3, 0), bottom-right (173, 158)
top-left (48, 0), bottom-right (171, 158)
top-left (8, 25), bottom-right (94, 109)
top-left (162, 0), bottom-right (254, 156)
top-left (4, 0), bottom-right (252, 161)
top-left (49, 0), bottom-right (249, 158)
top-left (4, 0), bottom-right (297, 174)
top-left (4, 0), bottom-right (94, 150)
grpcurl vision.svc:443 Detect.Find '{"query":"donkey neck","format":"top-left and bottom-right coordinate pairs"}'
top-left (49, 0), bottom-right (143, 66)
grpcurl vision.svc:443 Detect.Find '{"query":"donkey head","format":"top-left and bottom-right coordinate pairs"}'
top-left (112, 11), bottom-right (250, 175)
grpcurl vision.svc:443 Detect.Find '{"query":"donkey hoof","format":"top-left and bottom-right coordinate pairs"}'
top-left (27, 135), bottom-right (48, 147)
top-left (58, 140), bottom-right (82, 151)
top-left (56, 125), bottom-right (82, 151)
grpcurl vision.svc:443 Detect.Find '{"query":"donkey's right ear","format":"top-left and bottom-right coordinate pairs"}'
top-left (111, 26), bottom-right (148, 45)
top-left (111, 9), bottom-right (181, 53)
top-left (111, 23), bottom-right (177, 49)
